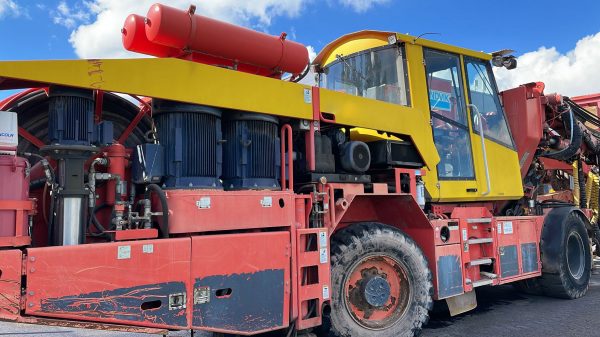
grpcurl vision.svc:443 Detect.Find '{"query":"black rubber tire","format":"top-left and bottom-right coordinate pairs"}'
top-left (321, 223), bottom-right (433, 337)
top-left (539, 211), bottom-right (592, 299)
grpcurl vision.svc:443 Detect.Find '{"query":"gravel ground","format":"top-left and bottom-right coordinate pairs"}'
top-left (2, 260), bottom-right (599, 337)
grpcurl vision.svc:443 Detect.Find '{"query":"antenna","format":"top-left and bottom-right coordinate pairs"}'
top-left (413, 32), bottom-right (440, 44)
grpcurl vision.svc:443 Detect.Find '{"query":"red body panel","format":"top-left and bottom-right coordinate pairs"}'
top-left (190, 232), bottom-right (291, 334)
top-left (165, 190), bottom-right (296, 233)
top-left (501, 82), bottom-right (545, 177)
top-left (25, 238), bottom-right (192, 329)
top-left (0, 250), bottom-right (22, 321)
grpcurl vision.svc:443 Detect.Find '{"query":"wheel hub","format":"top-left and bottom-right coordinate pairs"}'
top-left (363, 276), bottom-right (391, 307)
top-left (344, 255), bottom-right (411, 330)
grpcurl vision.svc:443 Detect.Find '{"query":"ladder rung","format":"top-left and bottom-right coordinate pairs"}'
top-left (472, 278), bottom-right (494, 288)
top-left (467, 238), bottom-right (494, 245)
top-left (466, 217), bottom-right (492, 224)
top-left (480, 271), bottom-right (498, 279)
top-left (469, 258), bottom-right (493, 266)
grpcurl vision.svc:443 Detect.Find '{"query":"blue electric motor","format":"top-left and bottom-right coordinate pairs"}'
top-left (222, 112), bottom-right (280, 190)
top-left (152, 99), bottom-right (223, 189)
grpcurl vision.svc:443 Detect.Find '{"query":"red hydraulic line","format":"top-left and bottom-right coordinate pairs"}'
top-left (94, 90), bottom-right (104, 123)
top-left (118, 105), bottom-right (150, 144)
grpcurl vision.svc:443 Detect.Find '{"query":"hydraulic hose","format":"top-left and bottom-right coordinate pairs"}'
top-left (145, 184), bottom-right (170, 238)
top-left (541, 107), bottom-right (582, 161)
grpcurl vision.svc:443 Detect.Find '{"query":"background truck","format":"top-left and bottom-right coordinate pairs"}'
top-left (0, 3), bottom-right (599, 337)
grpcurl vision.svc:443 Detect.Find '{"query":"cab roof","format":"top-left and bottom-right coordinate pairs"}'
top-left (313, 30), bottom-right (492, 68)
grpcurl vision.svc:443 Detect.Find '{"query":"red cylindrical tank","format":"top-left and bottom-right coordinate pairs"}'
top-left (122, 14), bottom-right (180, 57)
top-left (0, 156), bottom-right (30, 237)
top-left (145, 3), bottom-right (309, 74)
top-left (105, 143), bottom-right (129, 206)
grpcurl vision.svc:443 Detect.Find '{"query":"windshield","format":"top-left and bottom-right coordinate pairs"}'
top-left (465, 57), bottom-right (514, 147)
top-left (319, 45), bottom-right (410, 106)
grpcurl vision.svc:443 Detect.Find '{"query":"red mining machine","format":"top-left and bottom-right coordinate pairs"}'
top-left (0, 3), bottom-right (599, 337)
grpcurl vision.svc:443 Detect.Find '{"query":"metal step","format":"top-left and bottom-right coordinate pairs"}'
top-left (469, 258), bottom-right (493, 266)
top-left (472, 278), bottom-right (494, 288)
top-left (467, 238), bottom-right (494, 245)
top-left (480, 271), bottom-right (498, 279)
top-left (466, 217), bottom-right (492, 224)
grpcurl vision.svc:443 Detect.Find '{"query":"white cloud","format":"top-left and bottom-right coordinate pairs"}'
top-left (494, 32), bottom-right (600, 97)
top-left (337, 0), bottom-right (389, 12)
top-left (0, 0), bottom-right (23, 18)
top-left (52, 1), bottom-right (91, 28)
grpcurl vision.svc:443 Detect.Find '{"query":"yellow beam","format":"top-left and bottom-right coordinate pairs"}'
top-left (0, 58), bottom-right (314, 120)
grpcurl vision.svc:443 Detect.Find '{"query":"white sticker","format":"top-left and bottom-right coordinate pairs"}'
top-left (117, 245), bottom-right (131, 260)
top-left (497, 223), bottom-right (502, 234)
top-left (322, 285), bottom-right (330, 300)
top-left (462, 229), bottom-right (468, 241)
top-left (260, 196), bottom-right (273, 208)
top-left (304, 88), bottom-right (312, 104)
top-left (319, 231), bottom-right (328, 248)
top-left (143, 244), bottom-right (154, 254)
top-left (503, 221), bottom-right (514, 235)
top-left (196, 197), bottom-right (211, 209)
top-left (320, 248), bottom-right (328, 264)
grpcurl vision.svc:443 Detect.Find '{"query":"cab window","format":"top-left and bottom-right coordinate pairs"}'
top-left (319, 45), bottom-right (410, 106)
top-left (424, 48), bottom-right (475, 179)
top-left (465, 57), bottom-right (514, 147)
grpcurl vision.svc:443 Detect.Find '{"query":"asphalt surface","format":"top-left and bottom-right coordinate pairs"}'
top-left (1, 261), bottom-right (600, 337)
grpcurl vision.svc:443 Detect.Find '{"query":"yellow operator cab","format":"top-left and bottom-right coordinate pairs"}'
top-left (313, 31), bottom-right (523, 203)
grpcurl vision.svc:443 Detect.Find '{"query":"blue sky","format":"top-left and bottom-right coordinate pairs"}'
top-left (1, 0), bottom-right (600, 97)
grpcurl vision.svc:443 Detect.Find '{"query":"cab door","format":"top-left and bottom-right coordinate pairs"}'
top-left (423, 48), bottom-right (479, 202)
top-left (463, 57), bottom-right (523, 201)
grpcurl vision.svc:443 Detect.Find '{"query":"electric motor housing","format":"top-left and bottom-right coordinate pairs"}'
top-left (152, 99), bottom-right (223, 189)
top-left (222, 112), bottom-right (280, 190)
top-left (48, 86), bottom-right (95, 146)
top-left (340, 141), bottom-right (371, 173)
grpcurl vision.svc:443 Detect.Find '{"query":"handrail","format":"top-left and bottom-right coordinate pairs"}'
top-left (469, 104), bottom-right (491, 196)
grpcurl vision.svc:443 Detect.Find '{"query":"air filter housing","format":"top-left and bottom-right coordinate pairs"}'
top-left (48, 86), bottom-right (95, 146)
top-left (222, 112), bottom-right (280, 190)
top-left (153, 99), bottom-right (222, 189)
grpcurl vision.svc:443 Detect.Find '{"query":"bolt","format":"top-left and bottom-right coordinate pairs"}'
top-left (28, 291), bottom-right (34, 296)
top-left (28, 303), bottom-right (34, 308)
top-left (30, 267), bottom-right (35, 273)
top-left (29, 256), bottom-right (35, 262)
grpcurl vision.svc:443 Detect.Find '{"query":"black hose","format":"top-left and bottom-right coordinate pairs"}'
top-left (145, 184), bottom-right (169, 238)
top-left (292, 63), bottom-right (311, 83)
top-left (541, 107), bottom-right (582, 161)
top-left (87, 203), bottom-right (112, 238)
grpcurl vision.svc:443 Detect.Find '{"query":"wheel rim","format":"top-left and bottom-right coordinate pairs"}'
top-left (343, 254), bottom-right (411, 330)
top-left (566, 231), bottom-right (585, 280)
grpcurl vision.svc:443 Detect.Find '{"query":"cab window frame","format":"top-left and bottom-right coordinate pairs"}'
top-left (423, 47), bottom-right (476, 181)
top-left (464, 56), bottom-right (516, 150)
top-left (317, 43), bottom-right (412, 107)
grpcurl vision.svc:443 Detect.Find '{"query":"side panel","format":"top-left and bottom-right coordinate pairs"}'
top-left (496, 217), bottom-right (543, 284)
top-left (25, 238), bottom-right (191, 329)
top-left (166, 190), bottom-right (295, 233)
top-left (191, 232), bottom-right (290, 335)
top-left (0, 250), bottom-right (22, 321)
